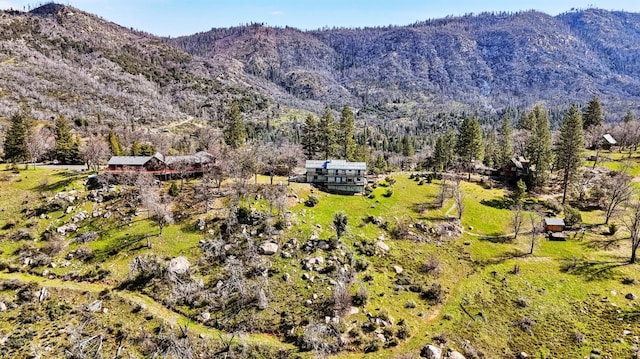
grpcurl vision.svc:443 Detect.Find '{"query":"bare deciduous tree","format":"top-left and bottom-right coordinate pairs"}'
top-left (26, 126), bottom-right (54, 169)
top-left (528, 212), bottom-right (541, 255)
top-left (599, 169), bottom-right (633, 225)
top-left (453, 178), bottom-right (464, 220)
top-left (512, 204), bottom-right (525, 240)
top-left (623, 200), bottom-right (640, 263)
top-left (141, 185), bottom-right (173, 245)
top-left (80, 135), bottom-right (110, 172)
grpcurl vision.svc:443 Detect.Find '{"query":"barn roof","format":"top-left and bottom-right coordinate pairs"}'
top-left (603, 133), bottom-right (617, 145)
top-left (544, 218), bottom-right (565, 226)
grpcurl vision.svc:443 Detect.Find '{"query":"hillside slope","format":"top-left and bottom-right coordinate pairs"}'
top-left (173, 9), bottom-right (640, 118)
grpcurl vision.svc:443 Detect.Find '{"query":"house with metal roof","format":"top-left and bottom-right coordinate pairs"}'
top-left (305, 160), bottom-right (367, 194)
top-left (105, 151), bottom-right (214, 179)
top-left (602, 133), bottom-right (618, 151)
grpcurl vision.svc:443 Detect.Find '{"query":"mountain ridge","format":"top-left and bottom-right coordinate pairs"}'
top-left (1, 4), bottom-right (640, 129)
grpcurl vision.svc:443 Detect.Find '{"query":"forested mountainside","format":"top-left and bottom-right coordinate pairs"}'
top-left (173, 9), bottom-right (640, 121)
top-left (0, 3), bottom-right (280, 126)
top-left (1, 4), bottom-right (640, 129)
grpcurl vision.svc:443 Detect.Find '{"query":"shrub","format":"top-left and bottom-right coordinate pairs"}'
top-left (385, 177), bottom-right (396, 186)
top-left (421, 257), bottom-right (441, 275)
top-left (352, 285), bottom-right (369, 307)
top-left (168, 182), bottom-right (180, 197)
top-left (563, 205), bottom-right (582, 227)
top-left (608, 223), bottom-right (617, 235)
top-left (304, 195), bottom-right (319, 207)
top-left (354, 258), bottom-right (370, 272)
top-left (404, 300), bottom-right (416, 309)
top-left (518, 317), bottom-right (535, 332)
top-left (420, 283), bottom-right (444, 303)
top-left (383, 189), bottom-right (393, 197)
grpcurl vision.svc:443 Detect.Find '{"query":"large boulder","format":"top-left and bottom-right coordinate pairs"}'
top-left (376, 241), bottom-right (390, 252)
top-left (421, 344), bottom-right (442, 359)
top-left (259, 242), bottom-right (279, 255)
top-left (168, 256), bottom-right (190, 275)
top-left (447, 350), bottom-right (465, 359)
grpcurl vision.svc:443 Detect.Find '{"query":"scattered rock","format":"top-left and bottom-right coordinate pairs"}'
top-left (200, 312), bottom-right (211, 321)
top-left (65, 206), bottom-right (75, 214)
top-left (302, 273), bottom-right (310, 280)
top-left (86, 300), bottom-right (102, 312)
top-left (518, 352), bottom-right (528, 359)
top-left (259, 242), bottom-right (279, 255)
top-left (103, 211), bottom-right (112, 219)
top-left (282, 273), bottom-right (290, 282)
top-left (72, 211), bottom-right (88, 223)
top-left (195, 218), bottom-right (206, 231)
top-left (448, 350), bottom-right (465, 359)
top-left (626, 293), bottom-right (637, 300)
top-left (281, 251), bottom-right (292, 259)
top-left (376, 241), bottom-right (390, 252)
top-left (393, 265), bottom-right (403, 274)
top-left (167, 257), bottom-right (190, 275)
top-left (315, 224), bottom-right (322, 229)
top-left (624, 330), bottom-right (632, 335)
top-left (38, 287), bottom-right (49, 302)
top-left (349, 306), bottom-right (360, 315)
top-left (420, 344), bottom-right (442, 359)
top-left (0, 302), bottom-right (6, 312)
top-left (76, 231), bottom-right (99, 243)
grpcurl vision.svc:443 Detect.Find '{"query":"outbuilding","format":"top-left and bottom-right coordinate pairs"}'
top-left (544, 218), bottom-right (565, 232)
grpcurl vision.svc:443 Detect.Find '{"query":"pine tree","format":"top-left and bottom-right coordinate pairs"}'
top-left (456, 116), bottom-right (483, 180)
top-left (433, 131), bottom-right (456, 172)
top-left (3, 108), bottom-right (31, 163)
top-left (483, 128), bottom-right (498, 168)
top-left (54, 115), bottom-right (81, 164)
top-left (338, 105), bottom-right (356, 161)
top-left (555, 104), bottom-right (584, 204)
top-left (525, 104), bottom-right (553, 188)
top-left (518, 111), bottom-right (535, 131)
top-left (107, 131), bottom-right (125, 156)
top-left (223, 102), bottom-right (246, 149)
top-left (497, 113), bottom-right (513, 168)
top-left (582, 96), bottom-right (604, 130)
top-left (401, 135), bottom-right (415, 157)
top-left (301, 114), bottom-right (319, 159)
top-left (624, 110), bottom-right (633, 124)
top-left (317, 106), bottom-right (337, 159)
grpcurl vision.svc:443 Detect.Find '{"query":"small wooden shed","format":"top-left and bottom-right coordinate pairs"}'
top-left (544, 218), bottom-right (565, 233)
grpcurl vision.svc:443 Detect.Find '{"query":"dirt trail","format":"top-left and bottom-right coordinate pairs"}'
top-left (0, 271), bottom-right (291, 349)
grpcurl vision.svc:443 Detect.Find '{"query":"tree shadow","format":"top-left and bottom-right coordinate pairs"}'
top-left (559, 257), bottom-right (629, 281)
top-left (33, 172), bottom-right (85, 192)
top-left (480, 197), bottom-right (512, 210)
top-left (91, 233), bottom-right (148, 263)
top-left (583, 237), bottom-right (624, 251)
top-left (478, 249), bottom-right (528, 265)
top-left (477, 234), bottom-right (515, 244)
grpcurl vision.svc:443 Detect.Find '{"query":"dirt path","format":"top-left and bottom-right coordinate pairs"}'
top-left (0, 271), bottom-right (291, 349)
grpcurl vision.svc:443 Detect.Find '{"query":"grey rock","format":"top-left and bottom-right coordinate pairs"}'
top-left (393, 265), bottom-right (403, 274)
top-left (195, 218), bottom-right (206, 231)
top-left (86, 300), bottom-right (102, 312)
top-left (38, 287), bottom-right (49, 302)
top-left (259, 242), bottom-right (279, 255)
top-left (167, 256), bottom-right (190, 275)
top-left (420, 344), bottom-right (442, 359)
top-left (376, 241), bottom-right (390, 252)
top-left (625, 293), bottom-right (637, 300)
top-left (448, 350), bottom-right (465, 359)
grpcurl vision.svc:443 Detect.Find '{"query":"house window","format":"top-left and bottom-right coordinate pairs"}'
top-left (336, 177), bottom-right (341, 183)
top-left (313, 175), bottom-right (318, 180)
top-left (315, 168), bottom-right (322, 174)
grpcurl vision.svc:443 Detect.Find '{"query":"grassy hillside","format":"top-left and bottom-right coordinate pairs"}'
top-left (0, 164), bottom-right (639, 358)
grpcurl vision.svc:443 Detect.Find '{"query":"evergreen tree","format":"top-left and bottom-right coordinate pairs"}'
top-left (107, 131), bottom-right (125, 156)
top-left (373, 154), bottom-right (387, 174)
top-left (518, 111), bottom-right (535, 131)
top-left (433, 131), bottom-right (456, 172)
top-left (223, 102), bottom-right (246, 149)
top-left (624, 109), bottom-right (633, 124)
top-left (456, 116), bottom-right (483, 180)
top-left (555, 104), bottom-right (584, 204)
top-left (483, 128), bottom-right (498, 168)
top-left (317, 106), bottom-right (337, 159)
top-left (338, 105), bottom-right (356, 161)
top-left (3, 108), bottom-right (31, 163)
top-left (525, 104), bottom-right (553, 188)
top-left (401, 135), bottom-right (415, 157)
top-left (301, 114), bottom-right (319, 159)
top-left (54, 115), bottom-right (81, 164)
top-left (582, 96), bottom-right (604, 130)
top-left (130, 140), bottom-right (142, 156)
top-left (497, 113), bottom-right (513, 168)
